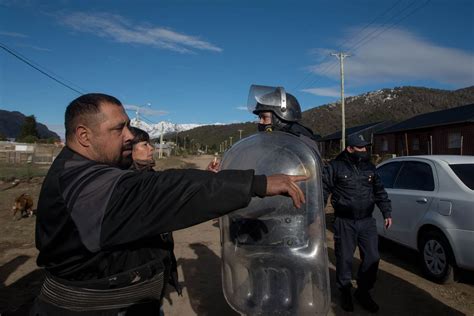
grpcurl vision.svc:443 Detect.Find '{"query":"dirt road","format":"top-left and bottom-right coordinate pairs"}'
top-left (0, 155), bottom-right (473, 315)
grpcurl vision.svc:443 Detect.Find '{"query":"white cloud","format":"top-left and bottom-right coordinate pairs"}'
top-left (235, 106), bottom-right (247, 111)
top-left (0, 31), bottom-right (28, 38)
top-left (302, 86), bottom-right (343, 98)
top-left (124, 104), bottom-right (168, 116)
top-left (58, 12), bottom-right (223, 54)
top-left (307, 48), bottom-right (333, 62)
top-left (309, 27), bottom-right (474, 86)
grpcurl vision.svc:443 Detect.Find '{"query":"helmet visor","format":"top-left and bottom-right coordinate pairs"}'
top-left (247, 85), bottom-right (287, 114)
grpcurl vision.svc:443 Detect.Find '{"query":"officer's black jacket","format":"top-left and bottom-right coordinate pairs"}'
top-left (323, 151), bottom-right (392, 220)
top-left (36, 147), bottom-right (266, 283)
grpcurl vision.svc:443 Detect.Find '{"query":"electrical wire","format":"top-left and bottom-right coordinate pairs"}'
top-left (0, 42), bottom-right (85, 95)
top-left (296, 0), bottom-right (431, 91)
top-left (293, 0), bottom-right (404, 90)
top-left (351, 0), bottom-right (431, 53)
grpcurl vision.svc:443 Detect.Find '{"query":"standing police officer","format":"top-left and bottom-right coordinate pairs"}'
top-left (323, 134), bottom-right (392, 313)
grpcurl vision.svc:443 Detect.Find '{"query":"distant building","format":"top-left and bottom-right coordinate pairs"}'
top-left (318, 121), bottom-right (393, 158)
top-left (373, 103), bottom-right (474, 156)
top-left (154, 143), bottom-right (172, 158)
top-left (0, 141), bottom-right (63, 164)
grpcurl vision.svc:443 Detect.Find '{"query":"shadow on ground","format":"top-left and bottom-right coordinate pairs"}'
top-left (325, 213), bottom-right (466, 315)
top-left (177, 243), bottom-right (238, 316)
top-left (326, 212), bottom-right (474, 285)
top-left (0, 256), bottom-right (43, 316)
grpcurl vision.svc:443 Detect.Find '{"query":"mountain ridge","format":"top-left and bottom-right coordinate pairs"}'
top-left (0, 109), bottom-right (60, 140)
top-left (176, 85), bottom-right (474, 151)
top-left (301, 85), bottom-right (474, 135)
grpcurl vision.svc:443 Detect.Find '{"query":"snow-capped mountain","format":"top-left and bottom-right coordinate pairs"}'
top-left (130, 118), bottom-right (202, 139)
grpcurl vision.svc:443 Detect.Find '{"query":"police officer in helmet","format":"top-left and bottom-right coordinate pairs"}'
top-left (250, 85), bottom-right (320, 142)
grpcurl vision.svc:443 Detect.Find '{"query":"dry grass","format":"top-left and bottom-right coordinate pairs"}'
top-left (153, 156), bottom-right (198, 171)
top-left (0, 163), bottom-right (49, 182)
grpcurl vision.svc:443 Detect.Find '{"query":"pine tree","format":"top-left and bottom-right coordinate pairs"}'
top-left (18, 115), bottom-right (39, 143)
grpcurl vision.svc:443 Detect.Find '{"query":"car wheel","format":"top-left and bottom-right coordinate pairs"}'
top-left (419, 231), bottom-right (455, 284)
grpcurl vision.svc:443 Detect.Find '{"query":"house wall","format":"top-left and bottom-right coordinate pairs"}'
top-left (374, 122), bottom-right (474, 156)
top-left (431, 123), bottom-right (474, 155)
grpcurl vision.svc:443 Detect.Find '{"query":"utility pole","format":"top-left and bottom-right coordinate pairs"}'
top-left (229, 136), bottom-right (233, 147)
top-left (174, 123), bottom-right (179, 149)
top-left (331, 52), bottom-right (350, 151)
top-left (238, 129), bottom-right (243, 140)
top-left (158, 124), bottom-right (164, 159)
top-left (175, 131), bottom-right (179, 149)
top-left (134, 102), bottom-right (151, 125)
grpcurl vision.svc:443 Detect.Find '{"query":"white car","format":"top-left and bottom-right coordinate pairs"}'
top-left (374, 155), bottom-right (474, 283)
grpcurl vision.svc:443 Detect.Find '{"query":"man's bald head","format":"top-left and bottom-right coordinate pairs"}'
top-left (65, 93), bottom-right (122, 143)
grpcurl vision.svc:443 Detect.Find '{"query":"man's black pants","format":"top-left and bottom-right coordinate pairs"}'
top-left (333, 216), bottom-right (380, 292)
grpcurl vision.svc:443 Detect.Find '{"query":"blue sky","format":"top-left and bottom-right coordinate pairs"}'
top-left (1, 0), bottom-right (473, 138)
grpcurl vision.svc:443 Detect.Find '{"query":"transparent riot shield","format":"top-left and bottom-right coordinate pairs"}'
top-left (219, 132), bottom-right (330, 316)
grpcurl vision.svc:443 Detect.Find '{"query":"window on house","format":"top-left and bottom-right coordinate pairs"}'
top-left (448, 133), bottom-right (461, 149)
top-left (412, 138), bottom-right (420, 151)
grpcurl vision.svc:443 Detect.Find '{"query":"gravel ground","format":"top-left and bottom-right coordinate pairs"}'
top-left (0, 156), bottom-right (472, 315)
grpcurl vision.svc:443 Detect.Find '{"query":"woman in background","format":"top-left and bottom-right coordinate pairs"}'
top-left (129, 127), bottom-right (182, 314)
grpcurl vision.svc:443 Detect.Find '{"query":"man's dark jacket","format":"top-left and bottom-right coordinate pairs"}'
top-left (323, 151), bottom-right (391, 219)
top-left (36, 147), bottom-right (266, 283)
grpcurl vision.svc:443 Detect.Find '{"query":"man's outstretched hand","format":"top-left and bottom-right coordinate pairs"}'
top-left (266, 174), bottom-right (308, 208)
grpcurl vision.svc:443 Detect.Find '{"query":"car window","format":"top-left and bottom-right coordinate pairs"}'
top-left (449, 164), bottom-right (474, 190)
top-left (376, 162), bottom-right (402, 188)
top-left (394, 161), bottom-right (435, 191)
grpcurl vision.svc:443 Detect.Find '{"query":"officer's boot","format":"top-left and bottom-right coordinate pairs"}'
top-left (354, 288), bottom-right (379, 313)
top-left (340, 288), bottom-right (354, 312)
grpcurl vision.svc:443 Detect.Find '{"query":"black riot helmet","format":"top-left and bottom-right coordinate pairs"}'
top-left (248, 85), bottom-right (302, 122)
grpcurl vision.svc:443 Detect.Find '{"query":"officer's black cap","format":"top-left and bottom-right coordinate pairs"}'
top-left (347, 134), bottom-right (371, 147)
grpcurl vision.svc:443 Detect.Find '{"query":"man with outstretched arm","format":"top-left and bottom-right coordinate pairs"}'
top-left (31, 93), bottom-right (306, 316)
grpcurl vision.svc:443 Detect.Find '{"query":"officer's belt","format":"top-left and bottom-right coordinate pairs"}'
top-left (39, 270), bottom-right (164, 311)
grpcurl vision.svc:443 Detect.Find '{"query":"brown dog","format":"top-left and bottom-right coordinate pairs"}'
top-left (12, 193), bottom-right (34, 219)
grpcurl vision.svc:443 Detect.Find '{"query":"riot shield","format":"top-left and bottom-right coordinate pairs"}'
top-left (219, 132), bottom-right (330, 316)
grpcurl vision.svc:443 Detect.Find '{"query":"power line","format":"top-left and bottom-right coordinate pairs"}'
top-left (297, 0), bottom-right (431, 91)
top-left (293, 0), bottom-right (405, 90)
top-left (341, 0), bottom-right (406, 52)
top-left (351, 0), bottom-right (431, 53)
top-left (303, 1), bottom-right (415, 90)
top-left (0, 42), bottom-right (85, 95)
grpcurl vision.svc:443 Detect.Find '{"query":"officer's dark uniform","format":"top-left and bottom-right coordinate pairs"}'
top-left (323, 134), bottom-right (391, 312)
